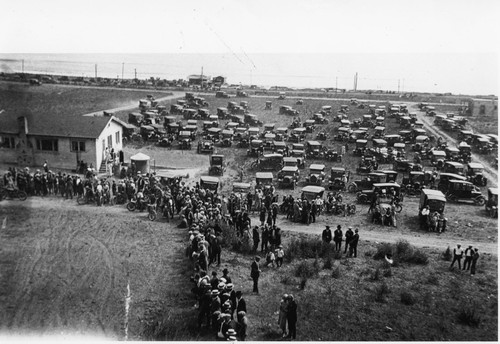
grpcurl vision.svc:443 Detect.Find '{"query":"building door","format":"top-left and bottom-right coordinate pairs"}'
top-left (102, 139), bottom-right (106, 160)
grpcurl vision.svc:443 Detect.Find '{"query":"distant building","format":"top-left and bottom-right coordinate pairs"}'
top-left (187, 74), bottom-right (211, 86)
top-left (463, 98), bottom-right (498, 116)
top-left (0, 111), bottom-right (126, 170)
top-left (212, 76), bottom-right (227, 87)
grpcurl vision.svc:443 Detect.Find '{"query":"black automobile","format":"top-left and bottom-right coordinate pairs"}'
top-left (347, 172), bottom-right (385, 193)
top-left (444, 180), bottom-right (486, 206)
top-left (466, 162), bottom-right (487, 187)
top-left (328, 167), bottom-right (350, 191)
top-left (277, 166), bottom-right (300, 189)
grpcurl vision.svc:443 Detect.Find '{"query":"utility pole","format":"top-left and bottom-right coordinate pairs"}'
top-left (398, 79), bottom-right (400, 94)
top-left (134, 68), bottom-right (137, 80)
top-left (201, 66), bottom-right (204, 89)
top-left (95, 64), bottom-right (97, 79)
top-left (354, 72), bottom-right (358, 91)
top-left (335, 76), bottom-right (338, 94)
top-left (402, 79), bottom-right (405, 93)
top-left (22, 59), bottom-right (24, 74)
top-left (121, 62), bottom-right (124, 80)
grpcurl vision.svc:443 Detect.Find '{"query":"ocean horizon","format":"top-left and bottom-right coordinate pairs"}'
top-left (0, 53), bottom-right (496, 96)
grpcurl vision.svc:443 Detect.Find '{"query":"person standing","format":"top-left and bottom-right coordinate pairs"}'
top-left (252, 226), bottom-right (260, 253)
top-left (470, 248), bottom-right (480, 275)
top-left (276, 245), bottom-right (285, 268)
top-left (236, 291), bottom-right (247, 314)
top-left (349, 229), bottom-right (359, 258)
top-left (251, 256), bottom-right (261, 294)
top-left (322, 226), bottom-right (332, 244)
top-left (261, 225), bottom-right (269, 253)
top-left (449, 244), bottom-right (464, 270)
top-left (43, 160), bottom-right (49, 173)
top-left (344, 227), bottom-right (354, 254)
top-left (333, 225), bottom-right (343, 251)
top-left (278, 294), bottom-right (289, 338)
top-left (286, 295), bottom-right (297, 340)
top-left (463, 245), bottom-right (473, 271)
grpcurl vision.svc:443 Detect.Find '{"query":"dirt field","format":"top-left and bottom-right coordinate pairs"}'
top-left (0, 85), bottom-right (497, 340)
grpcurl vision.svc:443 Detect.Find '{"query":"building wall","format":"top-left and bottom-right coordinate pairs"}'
top-left (95, 119), bottom-right (123, 168)
top-left (0, 135), bottom-right (96, 171)
top-left (470, 99), bottom-right (498, 116)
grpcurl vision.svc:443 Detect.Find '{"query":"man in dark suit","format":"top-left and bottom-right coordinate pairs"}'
top-left (322, 226), bottom-right (332, 244)
top-left (286, 295), bottom-right (298, 339)
top-left (236, 291), bottom-right (247, 314)
top-left (333, 225), bottom-right (343, 251)
top-left (250, 256), bottom-right (261, 294)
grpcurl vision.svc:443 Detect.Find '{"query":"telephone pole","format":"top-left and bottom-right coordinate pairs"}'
top-left (121, 62), bottom-right (124, 80)
top-left (354, 72), bottom-right (358, 91)
top-left (95, 64), bottom-right (97, 79)
top-left (22, 59), bottom-right (24, 74)
top-left (201, 66), bottom-right (204, 89)
top-left (335, 76), bottom-right (338, 93)
top-left (398, 79), bottom-right (400, 93)
top-left (134, 68), bottom-right (137, 80)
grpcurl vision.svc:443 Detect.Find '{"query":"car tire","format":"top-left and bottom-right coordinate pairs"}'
top-left (474, 196), bottom-right (486, 206)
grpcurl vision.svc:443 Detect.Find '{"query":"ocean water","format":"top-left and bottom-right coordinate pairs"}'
top-left (0, 53), bottom-right (496, 95)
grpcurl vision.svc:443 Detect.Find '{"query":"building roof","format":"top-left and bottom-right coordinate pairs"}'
top-left (0, 110), bottom-right (124, 139)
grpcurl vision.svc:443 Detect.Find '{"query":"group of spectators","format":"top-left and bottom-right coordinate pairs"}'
top-left (449, 244), bottom-right (481, 275)
top-left (322, 225), bottom-right (360, 257)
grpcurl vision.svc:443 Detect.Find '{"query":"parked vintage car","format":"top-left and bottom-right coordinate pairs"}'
top-left (301, 185), bottom-right (325, 201)
top-left (265, 101), bottom-right (272, 110)
top-left (247, 139), bottom-right (264, 157)
top-left (353, 139), bottom-right (368, 156)
top-left (197, 140), bottom-right (214, 154)
top-left (438, 172), bottom-right (467, 192)
top-left (208, 155), bottom-right (226, 176)
top-left (200, 176), bottom-right (220, 192)
top-left (256, 172), bottom-right (274, 189)
top-left (485, 188), bottom-right (498, 218)
top-left (305, 164), bottom-right (326, 185)
top-left (430, 150), bottom-right (447, 168)
top-left (466, 162), bottom-right (488, 187)
top-left (277, 166), bottom-right (300, 189)
top-left (420, 189), bottom-right (446, 214)
top-left (205, 127), bottom-right (222, 142)
top-left (288, 127), bottom-right (307, 142)
top-left (329, 167), bottom-right (350, 191)
top-left (401, 171), bottom-right (433, 194)
top-left (283, 156), bottom-right (305, 169)
top-left (442, 161), bottom-right (466, 176)
top-left (347, 172), bottom-right (385, 193)
top-left (272, 141), bottom-right (287, 155)
top-left (444, 180), bottom-right (486, 205)
top-left (245, 113), bottom-right (262, 127)
top-left (217, 107), bottom-right (230, 119)
top-left (312, 113), bottom-right (329, 124)
top-left (253, 153), bottom-right (284, 171)
top-left (305, 141), bottom-right (323, 159)
top-left (356, 183), bottom-right (401, 205)
top-left (233, 182), bottom-right (251, 194)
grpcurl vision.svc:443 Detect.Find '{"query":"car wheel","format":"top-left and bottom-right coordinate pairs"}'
top-left (474, 196), bottom-right (486, 206)
top-left (348, 184), bottom-right (356, 193)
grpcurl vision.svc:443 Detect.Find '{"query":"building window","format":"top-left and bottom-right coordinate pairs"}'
top-left (36, 138), bottom-right (58, 151)
top-left (115, 131), bottom-right (120, 144)
top-left (479, 105), bottom-right (486, 115)
top-left (1, 136), bottom-right (15, 149)
top-left (107, 135), bottom-right (112, 147)
top-left (71, 141), bottom-right (86, 152)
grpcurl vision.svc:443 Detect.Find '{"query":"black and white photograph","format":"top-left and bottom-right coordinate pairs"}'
top-left (0, 0), bottom-right (498, 342)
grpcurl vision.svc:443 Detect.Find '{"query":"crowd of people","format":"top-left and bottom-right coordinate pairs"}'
top-left (449, 244), bottom-right (481, 275)
top-left (322, 225), bottom-right (360, 257)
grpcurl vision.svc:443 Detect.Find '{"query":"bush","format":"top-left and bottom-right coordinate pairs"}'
top-left (280, 274), bottom-right (294, 285)
top-left (442, 246), bottom-right (452, 261)
top-left (285, 238), bottom-right (334, 262)
top-left (373, 242), bottom-right (393, 260)
top-left (457, 305), bottom-right (481, 327)
top-left (332, 266), bottom-right (340, 279)
top-left (323, 256), bottom-right (333, 270)
top-left (299, 278), bottom-right (307, 290)
top-left (426, 274), bottom-right (439, 285)
top-left (295, 260), bottom-right (319, 279)
top-left (400, 291), bottom-right (417, 305)
top-left (383, 267), bottom-right (392, 278)
top-left (333, 250), bottom-right (342, 260)
top-left (374, 282), bottom-right (390, 302)
top-left (373, 241), bottom-right (428, 265)
top-left (370, 268), bottom-right (381, 281)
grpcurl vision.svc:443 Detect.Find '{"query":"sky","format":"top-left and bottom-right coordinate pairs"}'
top-left (0, 0), bottom-right (499, 94)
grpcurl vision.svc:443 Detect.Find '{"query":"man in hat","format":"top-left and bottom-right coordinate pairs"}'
top-left (470, 248), bottom-right (480, 275)
top-left (349, 229), bottom-right (359, 258)
top-left (210, 290), bottom-right (221, 330)
top-left (333, 225), bottom-right (343, 251)
top-left (222, 268), bottom-right (232, 284)
top-left (236, 291), bottom-right (247, 314)
top-left (236, 311), bottom-right (248, 341)
top-left (250, 256), bottom-right (261, 294)
top-left (252, 226), bottom-right (260, 253)
top-left (463, 245), bottom-right (474, 271)
top-left (322, 225), bottom-right (332, 244)
top-left (198, 288), bottom-right (212, 329)
top-left (344, 227), bottom-right (354, 254)
top-left (449, 244), bottom-right (464, 270)
top-left (286, 295), bottom-right (297, 340)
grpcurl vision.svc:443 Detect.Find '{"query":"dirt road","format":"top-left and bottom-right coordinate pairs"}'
top-left (83, 91), bottom-right (184, 117)
top-left (410, 104), bottom-right (498, 188)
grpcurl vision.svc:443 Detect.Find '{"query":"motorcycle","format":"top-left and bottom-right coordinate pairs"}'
top-left (126, 196), bottom-right (148, 212)
top-left (0, 187), bottom-right (27, 201)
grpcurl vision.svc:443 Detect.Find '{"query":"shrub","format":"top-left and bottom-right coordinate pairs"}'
top-left (299, 278), bottom-right (307, 290)
top-left (373, 241), bottom-right (428, 265)
top-left (373, 242), bottom-right (393, 260)
top-left (400, 291), bottom-right (417, 305)
top-left (333, 250), bottom-right (342, 260)
top-left (457, 305), bottom-right (481, 327)
top-left (285, 238), bottom-right (334, 262)
top-left (280, 274), bottom-right (294, 285)
top-left (442, 246), bottom-right (452, 261)
top-left (383, 267), bottom-right (392, 278)
top-left (374, 282), bottom-right (390, 302)
top-left (323, 256), bottom-right (333, 270)
top-left (295, 260), bottom-right (319, 279)
top-left (426, 274), bottom-right (439, 285)
top-left (332, 266), bottom-right (340, 279)
top-left (370, 268), bottom-right (381, 281)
